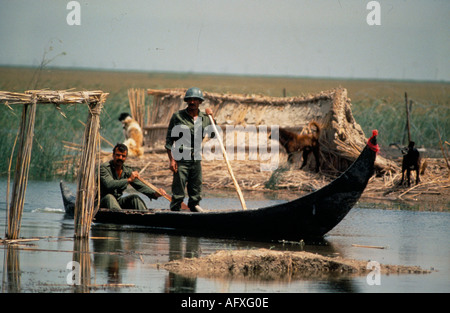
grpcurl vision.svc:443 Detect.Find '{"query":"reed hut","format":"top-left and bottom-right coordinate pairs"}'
top-left (145, 88), bottom-right (397, 174)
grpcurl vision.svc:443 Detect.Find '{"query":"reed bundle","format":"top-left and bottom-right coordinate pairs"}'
top-left (0, 90), bottom-right (106, 106)
top-left (128, 88), bottom-right (145, 128)
top-left (147, 88), bottom-right (333, 106)
top-left (74, 94), bottom-right (107, 238)
top-left (7, 96), bottom-right (37, 239)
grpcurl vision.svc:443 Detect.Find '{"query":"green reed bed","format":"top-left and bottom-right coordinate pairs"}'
top-left (1, 104), bottom-right (75, 180)
top-left (352, 97), bottom-right (449, 150)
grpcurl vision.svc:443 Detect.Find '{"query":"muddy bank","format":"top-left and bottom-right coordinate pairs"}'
top-left (163, 248), bottom-right (431, 280)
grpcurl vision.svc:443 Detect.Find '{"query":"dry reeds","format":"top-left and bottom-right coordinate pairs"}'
top-left (6, 95), bottom-right (37, 239)
top-left (0, 89), bottom-right (106, 106)
top-left (128, 88), bottom-right (145, 128)
top-left (74, 93), bottom-right (107, 238)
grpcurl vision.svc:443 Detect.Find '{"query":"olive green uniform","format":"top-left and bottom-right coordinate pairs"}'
top-left (99, 160), bottom-right (158, 211)
top-left (165, 109), bottom-right (215, 211)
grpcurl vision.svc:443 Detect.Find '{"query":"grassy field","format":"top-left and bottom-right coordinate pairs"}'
top-left (0, 66), bottom-right (448, 179)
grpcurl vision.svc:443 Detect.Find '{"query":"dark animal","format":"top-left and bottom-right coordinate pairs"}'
top-left (273, 121), bottom-right (321, 172)
top-left (400, 141), bottom-right (421, 186)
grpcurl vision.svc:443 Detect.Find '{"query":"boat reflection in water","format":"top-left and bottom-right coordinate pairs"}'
top-left (85, 227), bottom-right (357, 293)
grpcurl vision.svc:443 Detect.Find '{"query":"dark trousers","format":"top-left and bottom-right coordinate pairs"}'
top-left (170, 160), bottom-right (202, 211)
top-left (100, 194), bottom-right (147, 211)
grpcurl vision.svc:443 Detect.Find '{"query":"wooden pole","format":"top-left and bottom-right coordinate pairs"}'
top-left (207, 115), bottom-right (247, 210)
top-left (404, 92), bottom-right (411, 145)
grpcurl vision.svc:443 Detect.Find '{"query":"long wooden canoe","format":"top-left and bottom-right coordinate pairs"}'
top-left (61, 134), bottom-right (378, 241)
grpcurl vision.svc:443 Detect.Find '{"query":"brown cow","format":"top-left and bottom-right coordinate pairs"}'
top-left (272, 121), bottom-right (321, 172)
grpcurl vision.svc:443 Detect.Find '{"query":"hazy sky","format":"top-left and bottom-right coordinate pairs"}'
top-left (0, 0), bottom-right (449, 81)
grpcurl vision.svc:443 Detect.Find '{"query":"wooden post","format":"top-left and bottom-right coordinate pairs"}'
top-left (74, 94), bottom-right (106, 238)
top-left (7, 95), bottom-right (37, 239)
top-left (404, 92), bottom-right (412, 145)
top-left (207, 115), bottom-right (247, 211)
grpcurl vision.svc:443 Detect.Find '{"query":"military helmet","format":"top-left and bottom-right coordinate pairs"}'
top-left (184, 87), bottom-right (204, 102)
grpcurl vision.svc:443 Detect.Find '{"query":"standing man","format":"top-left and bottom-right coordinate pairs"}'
top-left (100, 143), bottom-right (163, 211)
top-left (165, 87), bottom-right (215, 212)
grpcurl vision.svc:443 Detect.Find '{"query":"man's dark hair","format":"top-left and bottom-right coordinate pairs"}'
top-left (113, 143), bottom-right (128, 154)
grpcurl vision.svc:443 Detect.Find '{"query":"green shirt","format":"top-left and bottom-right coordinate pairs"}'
top-left (165, 109), bottom-right (216, 160)
top-left (100, 160), bottom-right (157, 200)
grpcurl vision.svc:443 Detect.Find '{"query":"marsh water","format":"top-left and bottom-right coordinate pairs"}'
top-left (0, 179), bottom-right (449, 293)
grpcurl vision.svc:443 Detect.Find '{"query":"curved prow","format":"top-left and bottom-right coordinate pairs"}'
top-left (60, 180), bottom-right (75, 217)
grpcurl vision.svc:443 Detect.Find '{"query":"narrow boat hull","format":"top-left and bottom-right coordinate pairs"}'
top-left (61, 141), bottom-right (376, 241)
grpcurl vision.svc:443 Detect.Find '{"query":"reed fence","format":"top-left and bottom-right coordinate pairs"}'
top-left (127, 88), bottom-right (146, 128)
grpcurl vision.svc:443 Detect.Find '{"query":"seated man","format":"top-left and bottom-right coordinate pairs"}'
top-left (100, 143), bottom-right (161, 211)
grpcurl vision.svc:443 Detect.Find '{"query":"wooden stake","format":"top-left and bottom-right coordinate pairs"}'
top-left (404, 92), bottom-right (412, 145)
top-left (352, 244), bottom-right (385, 249)
top-left (207, 115), bottom-right (247, 210)
top-left (436, 128), bottom-right (450, 170)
